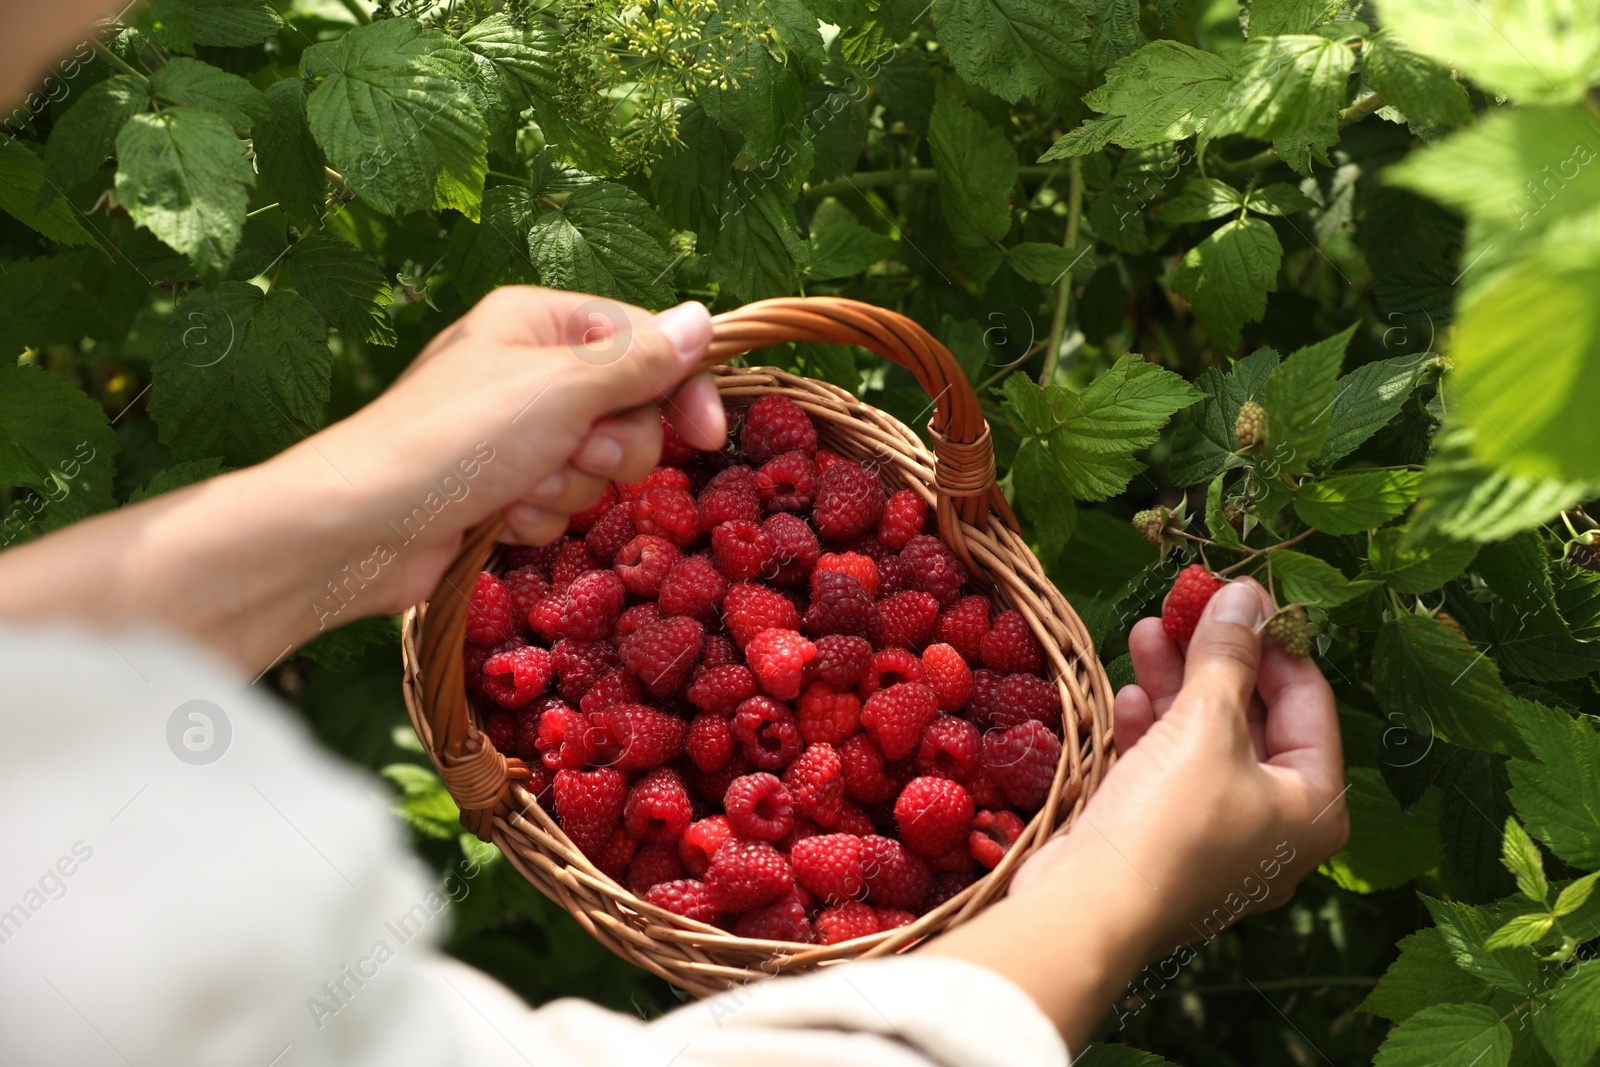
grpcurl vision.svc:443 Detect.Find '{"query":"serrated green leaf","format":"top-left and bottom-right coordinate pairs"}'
top-left (1437, 748), bottom-right (1518, 903)
top-left (151, 283), bottom-right (330, 465)
top-left (142, 0), bottom-right (283, 52)
top-left (114, 109), bottom-right (254, 275)
top-left (1005, 241), bottom-right (1086, 284)
top-left (302, 19), bottom-right (488, 219)
top-left (1087, 0), bottom-right (1146, 71)
top-left (1360, 928), bottom-right (1496, 1022)
top-left (528, 182), bottom-right (676, 309)
top-left (446, 184), bottom-right (539, 305)
top-left (807, 215), bottom-right (897, 279)
top-left (1533, 957), bottom-right (1600, 1067)
top-left (129, 457), bottom-right (228, 503)
top-left (1423, 896), bottom-right (1542, 993)
top-left (1372, 613), bottom-right (1528, 758)
top-left (1273, 115), bottom-right (1338, 177)
top-left (1208, 35), bottom-right (1355, 143)
top-left (929, 93), bottom-right (1015, 273)
top-left (1011, 437), bottom-right (1080, 558)
top-left (1495, 610), bottom-right (1600, 683)
top-left (1048, 353), bottom-right (1203, 456)
top-left (1501, 817), bottom-right (1550, 903)
top-left (1553, 563), bottom-right (1600, 642)
top-left (1171, 217), bottom-right (1281, 353)
top-left (381, 763), bottom-right (461, 839)
top-left (285, 235), bottom-right (395, 346)
top-left (1484, 911), bottom-right (1555, 950)
top-left (1206, 473), bottom-right (1245, 547)
top-left (1315, 351), bottom-right (1432, 470)
top-left (1376, 0), bottom-right (1600, 106)
top-left (253, 78), bottom-right (326, 228)
top-left (1080, 40), bottom-right (1235, 147)
top-left (1038, 116), bottom-right (1127, 160)
top-left (1373, 1003), bottom-right (1512, 1067)
top-left (1269, 549), bottom-right (1373, 606)
top-left (1554, 872), bottom-right (1599, 918)
top-left (43, 75), bottom-right (150, 195)
top-left (763, 0), bottom-right (827, 72)
top-left (807, 83), bottom-right (869, 183)
top-left (652, 103), bottom-right (742, 239)
top-left (1478, 533), bottom-right (1565, 632)
top-left (1411, 422), bottom-right (1595, 544)
top-left (1294, 469), bottom-right (1421, 534)
top-left (709, 182), bottom-right (806, 300)
top-left (1507, 701), bottom-right (1600, 870)
top-left (839, 0), bottom-right (924, 62)
top-left (0, 364), bottom-right (117, 520)
top-left (0, 141), bottom-right (97, 246)
top-left (1323, 767), bottom-right (1442, 891)
top-left (1169, 345), bottom-right (1278, 485)
top-left (1364, 33), bottom-right (1472, 128)
top-left (1074, 1044), bottom-right (1178, 1067)
top-left (459, 13), bottom-right (562, 111)
top-left (149, 57), bottom-right (268, 128)
top-left (1260, 323), bottom-right (1353, 474)
top-left (932, 0), bottom-right (1090, 107)
top-left (1002, 373), bottom-right (1058, 436)
top-left (1243, 0), bottom-right (1334, 36)
top-left (1371, 526), bottom-right (1479, 594)
top-left (1163, 178), bottom-right (1246, 223)
top-left (1246, 181), bottom-right (1320, 216)
top-left (694, 11), bottom-right (807, 160)
top-left (1086, 191), bottom-right (1148, 255)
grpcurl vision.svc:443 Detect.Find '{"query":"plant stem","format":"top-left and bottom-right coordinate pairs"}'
top-left (1040, 157), bottom-right (1084, 387)
top-left (337, 0), bottom-right (373, 24)
top-left (1215, 527), bottom-right (1316, 577)
top-left (806, 165), bottom-right (1061, 201)
top-left (91, 39), bottom-right (148, 83)
top-left (1211, 93), bottom-right (1387, 178)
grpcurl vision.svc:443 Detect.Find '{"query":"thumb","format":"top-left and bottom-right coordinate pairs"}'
top-left (1180, 579), bottom-right (1267, 720)
top-left (570, 301), bottom-right (712, 416)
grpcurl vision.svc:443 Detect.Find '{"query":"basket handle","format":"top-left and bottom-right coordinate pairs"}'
top-left (417, 296), bottom-right (1015, 838)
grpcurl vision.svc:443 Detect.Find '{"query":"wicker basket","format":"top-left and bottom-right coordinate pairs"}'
top-left (401, 296), bottom-right (1115, 996)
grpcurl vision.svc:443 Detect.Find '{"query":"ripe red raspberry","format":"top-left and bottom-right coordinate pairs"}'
top-left (686, 710), bottom-right (736, 771)
top-left (861, 648), bottom-right (927, 698)
top-left (551, 538), bottom-right (600, 590)
top-left (644, 878), bottom-right (721, 923)
top-left (623, 767), bottom-right (693, 842)
top-left (928, 871), bottom-right (976, 909)
top-left (813, 460), bottom-right (886, 541)
top-left (877, 489), bottom-right (927, 550)
top-left (617, 466), bottom-right (690, 502)
top-left (613, 603), bottom-right (660, 640)
top-left (705, 839), bottom-right (794, 911)
top-left (778, 814), bottom-right (822, 853)
top-left (567, 483), bottom-right (618, 535)
top-left (553, 767), bottom-right (627, 854)
top-left (898, 535), bottom-right (967, 609)
top-left (860, 682), bottom-right (939, 760)
top-left (659, 408), bottom-right (696, 465)
top-left (523, 760), bottom-right (554, 809)
top-left (590, 826), bottom-right (637, 878)
top-left (814, 447), bottom-right (844, 473)
top-left (914, 716), bottom-right (981, 780)
top-left (1162, 564), bottom-right (1225, 643)
top-left (733, 695), bottom-right (803, 770)
top-left (966, 668), bottom-right (1004, 730)
top-left (627, 841), bottom-right (688, 895)
top-left (590, 703), bottom-right (688, 770)
top-left (503, 541), bottom-right (562, 577)
top-left (693, 751), bottom-right (753, 806)
top-left (970, 809), bottom-right (1027, 870)
top-left (796, 682), bottom-right (862, 745)
top-left (577, 666), bottom-right (641, 714)
top-left (484, 707), bottom-right (518, 753)
top-left (741, 395), bottom-right (819, 465)
top-left (894, 776), bottom-right (974, 857)
top-left (723, 772), bottom-right (794, 841)
top-left (992, 672), bottom-right (1064, 731)
top-left (466, 572), bottom-right (515, 646)
top-left (806, 634), bottom-right (873, 690)
top-left (933, 595), bottom-right (991, 664)
top-left (679, 816), bottom-right (733, 877)
top-left (698, 469), bottom-right (762, 528)
top-left (536, 704), bottom-right (596, 769)
top-left (875, 907), bottom-right (916, 931)
top-left (634, 485), bottom-right (700, 547)
top-left (813, 552), bottom-right (880, 598)
top-left (874, 591), bottom-right (940, 650)
top-left (745, 627), bottom-right (817, 700)
top-left (803, 570), bottom-right (879, 639)
top-left (528, 593), bottom-right (568, 642)
top-left (701, 634), bottom-right (741, 669)
top-left (724, 581), bottom-right (802, 648)
top-left (920, 643), bottom-right (973, 712)
top-left (762, 512), bottom-right (820, 586)
top-left (783, 743), bottom-right (845, 826)
top-left (964, 762), bottom-right (1007, 809)
top-left (613, 535), bottom-right (680, 598)
top-left (754, 450), bottom-right (816, 513)
top-left (480, 646), bottom-right (552, 708)
top-left (466, 631), bottom-right (525, 675)
top-left (980, 609), bottom-right (1044, 674)
top-left (583, 503), bottom-right (637, 564)
top-left (983, 719), bottom-right (1061, 810)
top-left (859, 834), bottom-right (930, 910)
top-left (687, 663), bottom-right (759, 716)
top-left (733, 891), bottom-right (813, 943)
top-left (551, 638), bottom-right (618, 702)
top-left (618, 616), bottom-right (704, 696)
top-left (790, 833), bottom-right (865, 904)
top-left (815, 902), bottom-right (878, 945)
top-left (839, 733), bottom-right (896, 803)
top-left (656, 556), bottom-right (726, 620)
top-left (834, 801), bottom-right (876, 837)
top-left (501, 566), bottom-right (549, 626)
top-left (711, 520), bottom-right (775, 581)
top-left (561, 569), bottom-right (624, 641)
top-left (927, 843), bottom-right (978, 875)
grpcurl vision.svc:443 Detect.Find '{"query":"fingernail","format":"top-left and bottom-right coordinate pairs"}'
top-left (1209, 582), bottom-right (1262, 628)
top-left (530, 472), bottom-right (564, 502)
top-left (654, 301), bottom-right (710, 363)
top-left (576, 434), bottom-right (624, 473)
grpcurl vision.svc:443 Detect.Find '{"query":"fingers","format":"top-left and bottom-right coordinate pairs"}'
top-left (572, 405), bottom-right (664, 484)
top-left (1128, 617), bottom-right (1185, 715)
top-left (1257, 636), bottom-right (1342, 786)
top-left (1177, 578), bottom-right (1268, 722)
top-left (516, 466), bottom-right (613, 516)
top-left (663, 374), bottom-right (728, 451)
top-left (1114, 683), bottom-right (1157, 751)
top-left (498, 503), bottom-right (567, 546)
top-left (568, 301), bottom-right (714, 418)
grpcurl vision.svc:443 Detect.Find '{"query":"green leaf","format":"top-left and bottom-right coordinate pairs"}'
top-left (1001, 373), bottom-right (1059, 436)
top-left (1074, 1044), bottom-right (1178, 1067)
top-left (1079, 40), bottom-right (1235, 147)
top-left (1208, 35), bottom-right (1355, 143)
top-left (1045, 353), bottom-right (1203, 462)
top-left (381, 763), bottom-right (461, 839)
top-left (1359, 928), bottom-right (1497, 1023)
top-left (1270, 549), bottom-right (1374, 606)
top-left (1087, 0), bottom-right (1146, 72)
top-left (807, 215), bottom-right (897, 279)
top-left (652, 103), bottom-right (742, 239)
top-left (447, 184), bottom-right (539, 305)
top-left (302, 19), bottom-right (488, 219)
top-left (141, 0), bottom-right (283, 52)
top-left (1011, 437), bottom-right (1081, 558)
top-left (1162, 178), bottom-right (1246, 223)
top-left (1322, 767), bottom-right (1442, 892)
top-left (1086, 191), bottom-right (1149, 255)
top-left (1376, 0), bottom-right (1600, 106)
top-left (1038, 116), bottom-right (1127, 160)
top-left (1316, 351), bottom-right (1433, 470)
top-left (694, 11), bottom-right (807, 160)
top-left (528, 182), bottom-right (677, 309)
top-left (459, 13), bottom-right (562, 111)
top-left (0, 141), bottom-right (96, 246)
top-left (1554, 871), bottom-right (1600, 917)
top-left (1005, 241), bottom-right (1087, 284)
top-left (1171, 217), bottom-right (1281, 353)
top-left (1484, 912), bottom-right (1554, 950)
top-left (1295, 469), bottom-right (1422, 534)
top-left (763, 0), bottom-right (827, 72)
top-left (1411, 422), bottom-right (1596, 544)
top-left (1372, 613), bottom-right (1528, 758)
top-left (1273, 115), bottom-right (1338, 177)
top-left (0, 364), bottom-right (117, 517)
top-left (1506, 700), bottom-right (1600, 869)
top-left (285, 236), bottom-right (395, 346)
top-left (1533, 957), bottom-right (1600, 1067)
top-left (1437, 749), bottom-right (1518, 902)
top-left (1371, 526), bottom-right (1479, 594)
top-left (1260, 324), bottom-right (1354, 474)
top-left (149, 57), bottom-right (269, 128)
top-left (932, 0), bottom-right (1091, 107)
top-left (1502, 817), bottom-right (1550, 903)
top-left (1477, 532), bottom-right (1565, 632)
top-left (929, 93), bottom-right (1015, 273)
top-left (1246, 182), bottom-right (1320, 216)
top-left (708, 182), bottom-right (806, 300)
top-left (1169, 345), bottom-right (1279, 485)
top-left (807, 84), bottom-right (869, 183)
top-left (128, 457), bottom-right (228, 503)
top-left (1243, 0), bottom-right (1330, 36)
top-left (114, 109), bottom-right (254, 276)
top-left (1363, 33), bottom-right (1472, 128)
top-left (150, 282), bottom-right (331, 465)
top-left (1423, 896), bottom-right (1542, 993)
top-left (1372, 1003), bottom-right (1512, 1067)
top-left (43, 75), bottom-right (150, 194)
top-left (1206, 473), bottom-right (1244, 548)
top-left (253, 79), bottom-right (326, 228)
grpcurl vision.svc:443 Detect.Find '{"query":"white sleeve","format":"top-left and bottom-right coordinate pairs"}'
top-left (0, 624), bottom-right (1067, 1067)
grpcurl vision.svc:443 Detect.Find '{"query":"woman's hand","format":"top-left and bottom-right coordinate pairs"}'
top-left (0, 288), bottom-right (724, 671)
top-left (922, 577), bottom-right (1348, 1051)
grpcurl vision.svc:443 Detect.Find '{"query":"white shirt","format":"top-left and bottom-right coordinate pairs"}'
top-left (0, 624), bottom-right (1068, 1067)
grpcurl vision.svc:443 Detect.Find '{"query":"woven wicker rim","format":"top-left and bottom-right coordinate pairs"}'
top-left (400, 297), bottom-right (1116, 996)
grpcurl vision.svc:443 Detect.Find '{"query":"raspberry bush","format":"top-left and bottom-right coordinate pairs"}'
top-left (5, 0), bottom-right (1600, 1060)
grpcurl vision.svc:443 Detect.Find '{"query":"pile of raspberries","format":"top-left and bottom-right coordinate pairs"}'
top-left (461, 396), bottom-right (1066, 945)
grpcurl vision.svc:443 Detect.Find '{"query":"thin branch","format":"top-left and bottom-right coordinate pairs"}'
top-left (337, 0), bottom-right (373, 24)
top-left (1211, 92), bottom-right (1388, 178)
top-left (91, 39), bottom-right (148, 83)
top-left (1040, 157), bottom-right (1084, 386)
top-left (805, 165), bottom-right (1061, 201)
